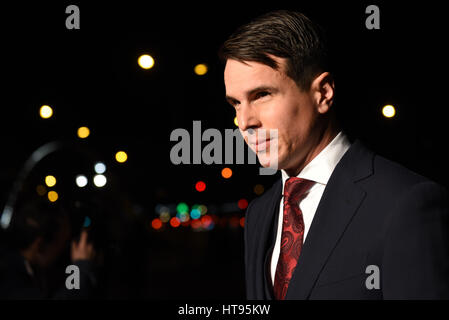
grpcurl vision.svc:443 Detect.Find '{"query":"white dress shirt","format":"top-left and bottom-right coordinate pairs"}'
top-left (270, 131), bottom-right (352, 285)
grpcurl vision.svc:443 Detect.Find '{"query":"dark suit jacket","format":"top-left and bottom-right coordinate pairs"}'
top-left (245, 140), bottom-right (449, 299)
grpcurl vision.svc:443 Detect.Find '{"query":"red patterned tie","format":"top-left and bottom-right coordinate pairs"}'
top-left (273, 177), bottom-right (315, 300)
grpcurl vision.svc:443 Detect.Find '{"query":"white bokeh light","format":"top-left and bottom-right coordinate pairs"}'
top-left (76, 175), bottom-right (88, 188)
top-left (93, 174), bottom-right (107, 187)
top-left (94, 162), bottom-right (106, 174)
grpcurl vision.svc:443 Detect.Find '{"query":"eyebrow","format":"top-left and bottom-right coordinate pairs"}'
top-left (226, 85), bottom-right (278, 105)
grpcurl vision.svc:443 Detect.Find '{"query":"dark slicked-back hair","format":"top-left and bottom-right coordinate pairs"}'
top-left (219, 10), bottom-right (330, 90)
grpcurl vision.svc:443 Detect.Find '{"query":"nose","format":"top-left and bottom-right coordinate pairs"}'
top-left (237, 104), bottom-right (261, 133)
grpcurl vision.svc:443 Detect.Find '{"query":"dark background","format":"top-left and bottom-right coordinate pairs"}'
top-left (0, 1), bottom-right (447, 298)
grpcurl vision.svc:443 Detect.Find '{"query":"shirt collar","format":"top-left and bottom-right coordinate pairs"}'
top-left (281, 131), bottom-right (351, 191)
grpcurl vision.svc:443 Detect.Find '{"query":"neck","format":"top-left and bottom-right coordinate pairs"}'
top-left (285, 119), bottom-right (340, 177)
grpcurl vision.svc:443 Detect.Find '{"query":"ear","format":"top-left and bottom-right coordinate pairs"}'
top-left (310, 72), bottom-right (335, 114)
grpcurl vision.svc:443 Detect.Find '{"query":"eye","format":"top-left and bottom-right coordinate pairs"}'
top-left (227, 98), bottom-right (240, 108)
top-left (255, 91), bottom-right (270, 100)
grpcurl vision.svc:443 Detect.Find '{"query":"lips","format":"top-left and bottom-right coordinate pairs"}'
top-left (250, 139), bottom-right (271, 152)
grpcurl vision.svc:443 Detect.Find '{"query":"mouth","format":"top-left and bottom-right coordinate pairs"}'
top-left (249, 139), bottom-right (271, 152)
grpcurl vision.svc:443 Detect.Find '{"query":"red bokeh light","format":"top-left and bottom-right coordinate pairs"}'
top-left (201, 215), bottom-right (213, 228)
top-left (151, 218), bottom-right (163, 230)
top-left (191, 219), bottom-right (202, 229)
top-left (229, 216), bottom-right (240, 228)
top-left (195, 181), bottom-right (206, 192)
top-left (238, 198), bottom-right (248, 209)
top-left (170, 217), bottom-right (181, 228)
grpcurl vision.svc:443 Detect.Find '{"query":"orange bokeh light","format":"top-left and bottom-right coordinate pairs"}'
top-left (221, 167), bottom-right (233, 179)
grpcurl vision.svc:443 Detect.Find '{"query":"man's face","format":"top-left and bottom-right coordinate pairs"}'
top-left (224, 57), bottom-right (322, 173)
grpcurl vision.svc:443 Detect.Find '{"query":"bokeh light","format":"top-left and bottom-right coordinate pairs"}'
top-left (39, 105), bottom-right (53, 119)
top-left (190, 208), bottom-right (201, 220)
top-left (201, 215), bottom-right (214, 230)
top-left (93, 174), bottom-right (107, 187)
top-left (254, 184), bottom-right (264, 195)
top-left (170, 217), bottom-right (181, 228)
top-left (48, 191), bottom-right (58, 202)
top-left (36, 185), bottom-right (46, 196)
top-left (191, 219), bottom-right (202, 230)
top-left (234, 117), bottom-right (238, 127)
top-left (238, 198), bottom-right (248, 210)
top-left (76, 175), bottom-right (88, 187)
top-left (195, 181), bottom-right (206, 192)
top-left (115, 151), bottom-right (128, 163)
top-left (77, 126), bottom-right (90, 139)
top-left (177, 212), bottom-right (190, 222)
top-left (198, 204), bottom-right (208, 215)
top-left (221, 167), bottom-right (233, 179)
top-left (138, 54), bottom-right (155, 69)
top-left (151, 218), bottom-right (163, 230)
top-left (94, 162), bottom-right (106, 174)
top-left (382, 105), bottom-right (396, 118)
top-left (194, 64), bottom-right (208, 76)
top-left (229, 216), bottom-right (240, 228)
top-left (176, 202), bottom-right (189, 214)
top-left (159, 211), bottom-right (171, 223)
top-left (45, 175), bottom-right (56, 187)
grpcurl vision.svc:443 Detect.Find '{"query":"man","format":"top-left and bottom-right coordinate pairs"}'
top-left (0, 202), bottom-right (97, 299)
top-left (220, 10), bottom-right (449, 299)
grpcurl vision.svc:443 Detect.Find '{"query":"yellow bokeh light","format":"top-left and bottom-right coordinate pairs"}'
top-left (382, 105), bottom-right (396, 118)
top-left (77, 126), bottom-right (90, 139)
top-left (234, 117), bottom-right (238, 127)
top-left (194, 64), bottom-right (208, 76)
top-left (48, 191), bottom-right (59, 202)
top-left (115, 151), bottom-right (128, 163)
top-left (138, 54), bottom-right (155, 69)
top-left (45, 175), bottom-right (57, 187)
top-left (39, 105), bottom-right (53, 119)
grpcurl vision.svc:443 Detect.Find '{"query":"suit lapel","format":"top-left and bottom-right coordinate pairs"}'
top-left (260, 180), bottom-right (282, 299)
top-left (285, 140), bottom-right (374, 299)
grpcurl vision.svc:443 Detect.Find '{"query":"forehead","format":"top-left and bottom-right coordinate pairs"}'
top-left (224, 58), bottom-right (287, 95)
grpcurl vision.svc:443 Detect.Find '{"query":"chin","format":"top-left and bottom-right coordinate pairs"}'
top-left (257, 151), bottom-right (283, 170)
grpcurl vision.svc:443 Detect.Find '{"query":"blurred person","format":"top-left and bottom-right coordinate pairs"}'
top-left (0, 202), bottom-right (97, 299)
top-left (220, 10), bottom-right (449, 299)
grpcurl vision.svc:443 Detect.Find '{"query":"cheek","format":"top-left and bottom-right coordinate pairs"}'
top-left (262, 100), bottom-right (297, 128)
top-left (265, 102), bottom-right (300, 136)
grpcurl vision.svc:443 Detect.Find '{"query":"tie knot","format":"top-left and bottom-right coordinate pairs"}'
top-left (283, 177), bottom-right (315, 204)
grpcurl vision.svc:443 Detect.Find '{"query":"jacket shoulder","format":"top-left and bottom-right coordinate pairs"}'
top-left (373, 154), bottom-right (438, 189)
